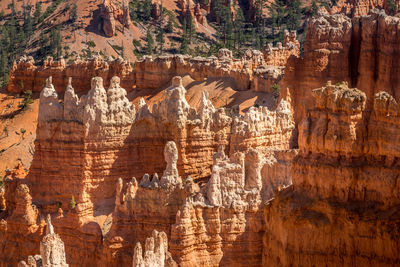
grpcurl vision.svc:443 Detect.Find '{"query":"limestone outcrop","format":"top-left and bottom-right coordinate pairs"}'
top-left (330, 0), bottom-right (399, 16)
top-left (263, 82), bottom-right (400, 266)
top-left (263, 30), bottom-right (300, 67)
top-left (0, 74), bottom-right (295, 266)
top-left (18, 215), bottom-right (68, 267)
top-left (8, 45), bottom-right (297, 94)
top-left (282, 10), bottom-right (400, 133)
top-left (100, 0), bottom-right (131, 37)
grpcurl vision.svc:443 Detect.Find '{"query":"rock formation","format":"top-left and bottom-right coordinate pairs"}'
top-left (8, 55), bottom-right (134, 94)
top-left (7, 45), bottom-right (297, 94)
top-left (18, 215), bottom-right (68, 267)
top-left (100, 0), bottom-right (131, 37)
top-left (330, 0), bottom-right (399, 16)
top-left (263, 82), bottom-right (400, 266)
top-left (263, 30), bottom-right (300, 67)
top-left (132, 230), bottom-right (176, 267)
top-left (0, 73), bottom-right (295, 266)
top-left (179, 0), bottom-right (208, 27)
top-left (168, 145), bottom-right (296, 266)
top-left (281, 10), bottom-right (400, 133)
top-left (5, 10), bottom-right (400, 267)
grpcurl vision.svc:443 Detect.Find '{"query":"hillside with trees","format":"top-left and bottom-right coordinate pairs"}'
top-left (0, 0), bottom-right (353, 88)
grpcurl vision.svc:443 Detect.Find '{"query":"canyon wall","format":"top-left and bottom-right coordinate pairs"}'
top-left (7, 46), bottom-right (292, 95)
top-left (7, 55), bottom-right (135, 94)
top-left (4, 10), bottom-right (400, 267)
top-left (282, 10), bottom-right (400, 131)
top-left (263, 30), bottom-right (300, 67)
top-left (330, 0), bottom-right (400, 16)
top-left (263, 82), bottom-right (400, 266)
top-left (0, 74), bottom-right (295, 266)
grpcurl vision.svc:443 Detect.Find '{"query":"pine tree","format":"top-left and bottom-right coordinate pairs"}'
top-left (0, 49), bottom-right (8, 86)
top-left (146, 29), bottom-right (154, 55)
top-left (156, 27), bottom-right (164, 53)
top-left (387, 0), bottom-right (398, 15)
top-left (23, 13), bottom-right (34, 40)
top-left (269, 0), bottom-right (285, 31)
top-left (143, 0), bottom-right (152, 20)
top-left (286, 0), bottom-right (303, 31)
top-left (180, 35), bottom-right (189, 54)
top-left (70, 3), bottom-right (78, 23)
top-left (34, 2), bottom-right (42, 24)
top-left (311, 0), bottom-right (319, 16)
top-left (233, 7), bottom-right (245, 50)
top-left (186, 12), bottom-right (195, 44)
top-left (166, 18), bottom-right (173, 33)
top-left (50, 27), bottom-right (62, 58)
top-left (130, 2), bottom-right (138, 21)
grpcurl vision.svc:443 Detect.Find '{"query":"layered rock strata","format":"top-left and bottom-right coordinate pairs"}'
top-left (263, 30), bottom-right (300, 67)
top-left (8, 45), bottom-right (295, 94)
top-left (19, 215), bottom-right (69, 267)
top-left (100, 0), bottom-right (131, 37)
top-left (27, 74), bottom-right (294, 214)
top-left (103, 143), bottom-right (296, 266)
top-left (8, 55), bottom-right (134, 94)
top-left (169, 147), bottom-right (296, 266)
top-left (330, 0), bottom-right (399, 16)
top-left (0, 74), bottom-right (295, 266)
top-left (263, 82), bottom-right (400, 266)
top-left (282, 10), bottom-right (400, 130)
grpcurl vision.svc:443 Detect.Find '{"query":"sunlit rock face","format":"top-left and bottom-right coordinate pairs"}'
top-left (1, 73), bottom-right (295, 266)
top-left (263, 82), bottom-right (400, 267)
top-left (282, 10), bottom-right (400, 135)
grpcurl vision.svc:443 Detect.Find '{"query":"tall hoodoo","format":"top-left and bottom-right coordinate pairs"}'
top-left (132, 230), bottom-right (176, 267)
top-left (41, 215), bottom-right (68, 267)
top-left (19, 215), bottom-right (68, 267)
top-left (160, 141), bottom-right (182, 188)
top-left (38, 76), bottom-right (63, 123)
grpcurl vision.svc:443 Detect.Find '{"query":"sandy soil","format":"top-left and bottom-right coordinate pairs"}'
top-left (128, 75), bottom-right (276, 112)
top-left (0, 88), bottom-right (39, 179)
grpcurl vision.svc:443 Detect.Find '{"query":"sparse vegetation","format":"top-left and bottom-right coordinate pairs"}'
top-left (20, 128), bottom-right (26, 139)
top-left (19, 90), bottom-right (33, 111)
top-left (70, 3), bottom-right (78, 23)
top-left (86, 41), bottom-right (96, 48)
top-left (146, 30), bottom-right (155, 55)
top-left (272, 84), bottom-right (281, 100)
top-left (387, 0), bottom-right (398, 15)
top-left (70, 196), bottom-right (76, 209)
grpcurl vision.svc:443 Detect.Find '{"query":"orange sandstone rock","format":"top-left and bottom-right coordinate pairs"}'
top-left (1, 74), bottom-right (295, 266)
top-left (282, 10), bottom-right (400, 135)
top-left (263, 82), bottom-right (400, 266)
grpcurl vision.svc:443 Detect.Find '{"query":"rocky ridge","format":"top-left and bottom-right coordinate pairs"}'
top-left (0, 73), bottom-right (295, 266)
top-left (2, 10), bottom-right (400, 267)
top-left (282, 9), bottom-right (400, 130)
top-left (8, 38), bottom-right (300, 95)
top-left (264, 82), bottom-right (400, 266)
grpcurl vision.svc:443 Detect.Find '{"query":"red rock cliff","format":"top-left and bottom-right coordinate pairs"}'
top-left (282, 10), bottom-right (400, 137)
top-left (263, 82), bottom-right (400, 266)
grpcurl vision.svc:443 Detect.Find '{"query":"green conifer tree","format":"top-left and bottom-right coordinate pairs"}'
top-left (146, 29), bottom-right (154, 54)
